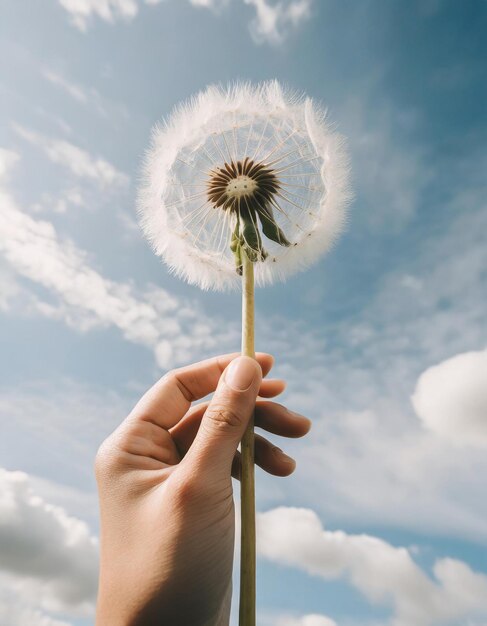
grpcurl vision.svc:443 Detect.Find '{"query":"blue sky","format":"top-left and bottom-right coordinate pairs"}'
top-left (1, 1), bottom-right (487, 625)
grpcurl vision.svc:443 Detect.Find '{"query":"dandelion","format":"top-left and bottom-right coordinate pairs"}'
top-left (138, 80), bottom-right (350, 290)
top-left (137, 80), bottom-right (351, 626)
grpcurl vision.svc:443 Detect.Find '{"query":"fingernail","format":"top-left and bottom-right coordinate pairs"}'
top-left (225, 356), bottom-right (258, 391)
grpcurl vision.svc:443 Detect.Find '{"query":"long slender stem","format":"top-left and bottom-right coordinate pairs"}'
top-left (239, 250), bottom-right (256, 626)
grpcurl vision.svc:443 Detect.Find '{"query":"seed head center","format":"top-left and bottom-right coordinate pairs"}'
top-left (204, 156), bottom-right (291, 271)
top-left (225, 175), bottom-right (258, 199)
top-left (207, 157), bottom-right (280, 212)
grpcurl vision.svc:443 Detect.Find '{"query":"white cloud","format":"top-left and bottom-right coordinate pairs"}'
top-left (58, 0), bottom-right (138, 31)
top-left (56, 0), bottom-right (228, 30)
top-left (0, 148), bottom-right (20, 180)
top-left (27, 476), bottom-right (99, 529)
top-left (58, 0), bottom-right (229, 27)
top-left (275, 614), bottom-right (337, 626)
top-left (13, 125), bottom-right (129, 189)
top-left (412, 349), bottom-right (487, 447)
top-left (0, 265), bottom-right (23, 312)
top-left (0, 468), bottom-right (97, 617)
top-left (258, 507), bottom-right (487, 626)
top-left (0, 262), bottom-right (64, 317)
top-left (244, 0), bottom-right (313, 44)
top-left (189, 0), bottom-right (230, 9)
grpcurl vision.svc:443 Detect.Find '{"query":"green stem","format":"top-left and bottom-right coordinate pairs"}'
top-left (239, 249), bottom-right (256, 626)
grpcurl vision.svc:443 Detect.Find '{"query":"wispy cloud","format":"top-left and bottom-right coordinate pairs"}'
top-left (42, 69), bottom-right (90, 104)
top-left (41, 67), bottom-right (129, 122)
top-left (244, 0), bottom-right (313, 45)
top-left (0, 190), bottom-right (226, 367)
top-left (188, 0), bottom-right (230, 9)
top-left (0, 151), bottom-right (234, 367)
top-left (258, 506), bottom-right (487, 626)
top-left (342, 95), bottom-right (430, 230)
top-left (31, 187), bottom-right (86, 214)
top-left (57, 0), bottom-right (313, 45)
top-left (12, 124), bottom-right (128, 215)
top-left (58, 0), bottom-right (139, 32)
top-left (13, 125), bottom-right (129, 189)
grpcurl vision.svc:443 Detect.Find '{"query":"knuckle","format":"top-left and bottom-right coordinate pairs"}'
top-left (162, 369), bottom-right (177, 385)
top-left (171, 469), bottom-right (231, 511)
top-left (116, 421), bottom-right (146, 447)
top-left (175, 475), bottom-right (198, 501)
top-left (206, 404), bottom-right (243, 430)
top-left (94, 421), bottom-right (134, 477)
top-left (171, 473), bottom-right (205, 507)
top-left (94, 438), bottom-right (116, 477)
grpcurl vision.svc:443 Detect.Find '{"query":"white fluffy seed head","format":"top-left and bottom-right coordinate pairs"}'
top-left (137, 80), bottom-right (352, 291)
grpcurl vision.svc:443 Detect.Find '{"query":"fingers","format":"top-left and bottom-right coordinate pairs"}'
top-left (254, 401), bottom-right (311, 437)
top-left (231, 434), bottom-right (297, 479)
top-left (171, 399), bottom-right (310, 456)
top-left (258, 378), bottom-right (286, 398)
top-left (128, 352), bottom-right (274, 430)
top-left (183, 356), bottom-right (262, 475)
top-left (254, 433), bottom-right (296, 475)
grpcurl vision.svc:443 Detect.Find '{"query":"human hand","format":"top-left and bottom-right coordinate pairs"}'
top-left (95, 353), bottom-right (311, 626)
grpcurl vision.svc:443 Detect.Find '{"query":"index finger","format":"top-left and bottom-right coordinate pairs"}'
top-left (129, 352), bottom-right (274, 430)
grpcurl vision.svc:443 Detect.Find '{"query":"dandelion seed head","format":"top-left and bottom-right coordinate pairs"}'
top-left (138, 80), bottom-right (352, 290)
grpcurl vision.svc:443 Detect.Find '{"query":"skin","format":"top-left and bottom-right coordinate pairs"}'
top-left (95, 353), bottom-right (311, 626)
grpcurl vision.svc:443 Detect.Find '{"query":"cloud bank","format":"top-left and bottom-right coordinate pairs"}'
top-left (258, 506), bottom-right (487, 626)
top-left (0, 468), bottom-right (98, 618)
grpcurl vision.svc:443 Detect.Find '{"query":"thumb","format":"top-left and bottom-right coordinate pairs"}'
top-left (185, 356), bottom-right (262, 475)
